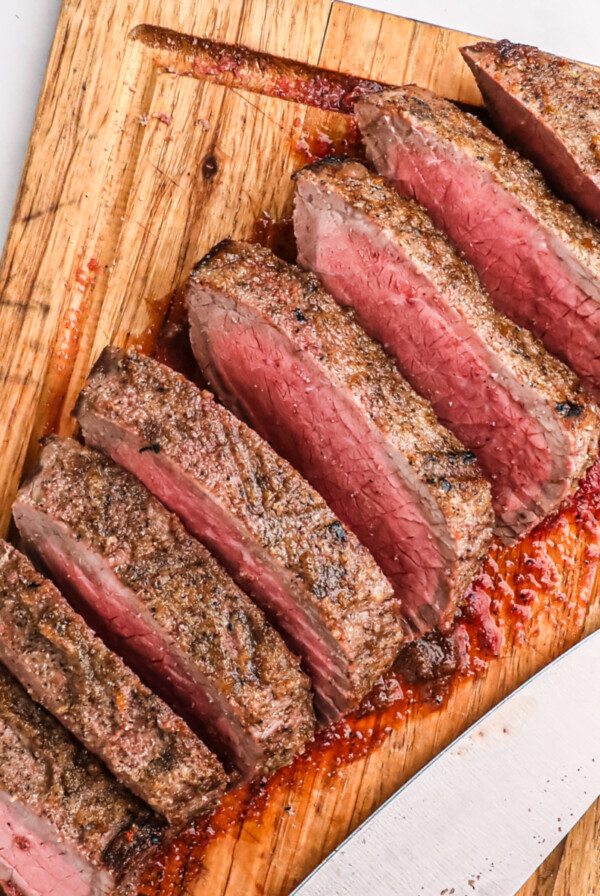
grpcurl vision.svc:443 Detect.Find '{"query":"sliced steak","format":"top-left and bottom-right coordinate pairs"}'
top-left (461, 40), bottom-right (600, 222)
top-left (1, 885), bottom-right (22, 896)
top-left (0, 540), bottom-right (226, 825)
top-left (13, 438), bottom-right (315, 780)
top-left (0, 662), bottom-right (162, 896)
top-left (74, 348), bottom-right (401, 723)
top-left (293, 157), bottom-right (600, 541)
top-left (186, 240), bottom-right (493, 636)
top-left (356, 85), bottom-right (600, 402)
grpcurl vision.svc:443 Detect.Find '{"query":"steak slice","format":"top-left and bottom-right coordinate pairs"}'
top-left (0, 540), bottom-right (227, 826)
top-left (74, 348), bottom-right (401, 723)
top-left (293, 157), bottom-right (600, 541)
top-left (186, 240), bottom-right (493, 636)
top-left (356, 85), bottom-right (600, 402)
top-left (461, 40), bottom-right (600, 223)
top-left (13, 438), bottom-right (315, 780)
top-left (0, 662), bottom-right (162, 896)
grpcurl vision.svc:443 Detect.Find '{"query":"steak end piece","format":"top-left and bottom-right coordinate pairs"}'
top-left (74, 347), bottom-right (401, 722)
top-left (0, 540), bottom-right (227, 827)
top-left (13, 438), bottom-right (315, 781)
top-left (461, 40), bottom-right (600, 223)
top-left (0, 663), bottom-right (163, 896)
top-left (356, 85), bottom-right (600, 403)
top-left (293, 157), bottom-right (600, 541)
top-left (186, 239), bottom-right (494, 636)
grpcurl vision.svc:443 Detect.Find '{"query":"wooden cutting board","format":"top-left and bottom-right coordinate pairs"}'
top-left (0, 1), bottom-right (599, 893)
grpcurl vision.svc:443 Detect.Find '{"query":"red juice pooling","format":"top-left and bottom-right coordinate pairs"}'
top-left (132, 111), bottom-right (600, 896)
top-left (252, 214), bottom-right (297, 263)
top-left (136, 453), bottom-right (600, 895)
top-left (293, 116), bottom-right (364, 165)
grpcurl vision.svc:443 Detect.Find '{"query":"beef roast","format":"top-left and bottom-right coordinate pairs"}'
top-left (13, 438), bottom-right (315, 780)
top-left (0, 540), bottom-right (226, 825)
top-left (186, 240), bottom-right (493, 636)
top-left (293, 157), bottom-right (600, 541)
top-left (74, 348), bottom-right (401, 722)
top-left (356, 85), bottom-right (600, 401)
top-left (0, 662), bottom-right (161, 896)
top-left (461, 40), bottom-right (600, 223)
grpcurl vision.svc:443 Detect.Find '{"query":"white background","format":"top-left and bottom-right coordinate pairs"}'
top-left (1, 0), bottom-right (599, 254)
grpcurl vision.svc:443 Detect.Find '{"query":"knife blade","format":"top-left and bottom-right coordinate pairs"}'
top-left (292, 629), bottom-right (600, 896)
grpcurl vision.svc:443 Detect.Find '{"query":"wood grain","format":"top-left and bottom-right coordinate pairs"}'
top-left (552, 801), bottom-right (600, 895)
top-left (318, 2), bottom-right (482, 103)
top-left (0, 2), bottom-right (598, 895)
top-left (0, 0), bottom-right (333, 531)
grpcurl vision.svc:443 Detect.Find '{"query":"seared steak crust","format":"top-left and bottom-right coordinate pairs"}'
top-left (74, 348), bottom-right (400, 721)
top-left (461, 40), bottom-right (600, 221)
top-left (356, 86), bottom-right (600, 401)
top-left (293, 157), bottom-right (600, 540)
top-left (357, 86), bottom-right (600, 275)
top-left (0, 541), bottom-right (227, 826)
top-left (187, 240), bottom-right (493, 635)
top-left (0, 663), bottom-right (161, 892)
top-left (13, 438), bottom-right (315, 779)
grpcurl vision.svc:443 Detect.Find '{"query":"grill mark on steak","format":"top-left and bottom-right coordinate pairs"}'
top-left (461, 40), bottom-right (600, 223)
top-left (0, 541), bottom-right (227, 826)
top-left (356, 85), bottom-right (600, 402)
top-left (13, 438), bottom-right (315, 780)
top-left (186, 240), bottom-right (493, 636)
top-left (0, 663), bottom-right (162, 896)
top-left (293, 157), bottom-right (600, 541)
top-left (74, 348), bottom-right (401, 722)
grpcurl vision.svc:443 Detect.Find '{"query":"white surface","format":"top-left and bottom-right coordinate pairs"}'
top-left (0, 0), bottom-right (599, 255)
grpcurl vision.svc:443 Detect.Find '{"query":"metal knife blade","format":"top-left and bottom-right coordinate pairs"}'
top-left (292, 629), bottom-right (600, 896)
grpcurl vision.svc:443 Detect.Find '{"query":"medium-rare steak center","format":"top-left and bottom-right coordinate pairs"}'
top-left (293, 157), bottom-right (600, 541)
top-left (356, 85), bottom-right (600, 402)
top-left (187, 240), bottom-right (493, 636)
top-left (0, 541), bottom-right (227, 826)
top-left (0, 664), bottom-right (162, 896)
top-left (75, 347), bottom-right (402, 722)
top-left (461, 40), bottom-right (600, 223)
top-left (13, 438), bottom-right (315, 781)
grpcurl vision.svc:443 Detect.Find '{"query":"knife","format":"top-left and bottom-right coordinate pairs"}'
top-left (292, 629), bottom-right (600, 896)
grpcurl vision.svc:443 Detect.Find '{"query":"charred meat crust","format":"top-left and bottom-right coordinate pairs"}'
top-left (356, 85), bottom-right (600, 403)
top-left (356, 86), bottom-right (600, 276)
top-left (75, 347), bottom-right (401, 718)
top-left (293, 157), bottom-right (591, 409)
top-left (460, 40), bottom-right (600, 220)
top-left (0, 541), bottom-right (227, 826)
top-left (14, 438), bottom-right (315, 779)
top-left (188, 241), bottom-right (492, 538)
top-left (187, 240), bottom-right (494, 633)
top-left (292, 157), bottom-right (600, 539)
top-left (193, 237), bottom-right (238, 273)
top-left (0, 664), bottom-right (163, 884)
top-left (291, 154), bottom-right (355, 179)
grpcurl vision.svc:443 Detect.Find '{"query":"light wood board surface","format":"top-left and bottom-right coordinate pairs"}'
top-left (0, 1), bottom-right (598, 894)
